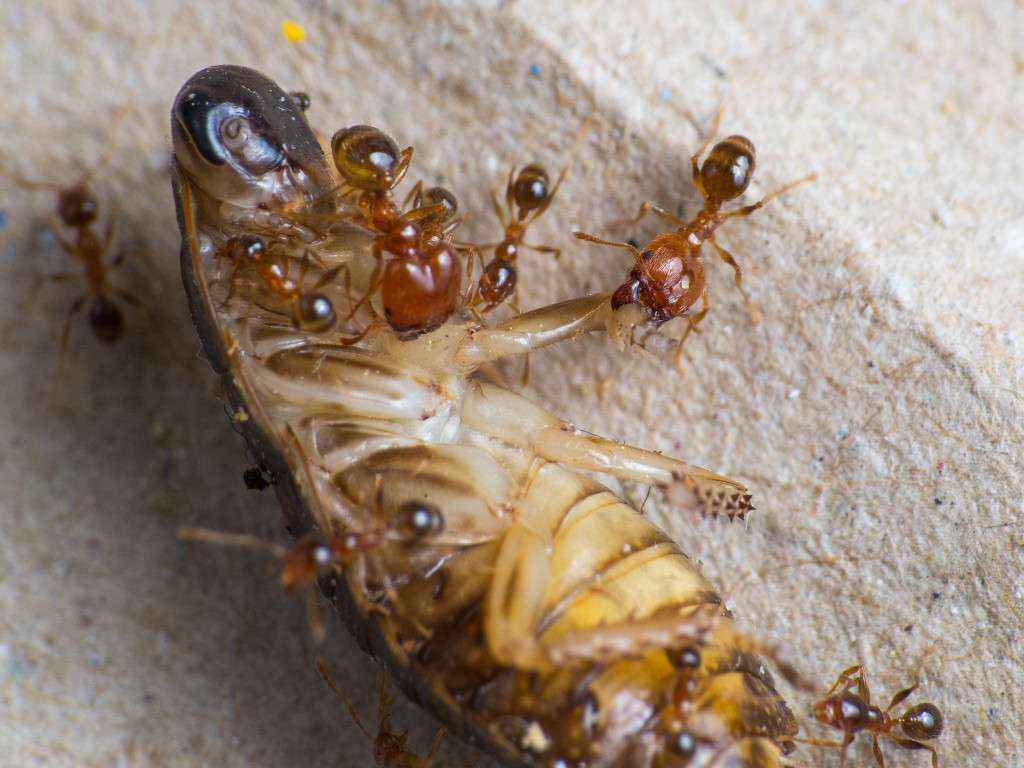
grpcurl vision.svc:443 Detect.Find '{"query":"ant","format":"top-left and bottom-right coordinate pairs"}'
top-left (797, 664), bottom-right (943, 768)
top-left (5, 115), bottom-right (144, 351)
top-left (574, 108), bottom-right (814, 363)
top-left (316, 659), bottom-right (445, 768)
top-left (328, 125), bottom-right (463, 338)
top-left (220, 234), bottom-right (341, 332)
top-left (468, 162), bottom-right (565, 313)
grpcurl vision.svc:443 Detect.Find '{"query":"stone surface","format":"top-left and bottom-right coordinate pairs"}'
top-left (1, 1), bottom-right (1020, 766)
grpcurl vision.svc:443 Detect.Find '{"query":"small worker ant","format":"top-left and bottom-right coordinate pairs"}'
top-left (798, 664), bottom-right (943, 768)
top-left (316, 659), bottom-right (445, 768)
top-left (468, 162), bottom-right (565, 313)
top-left (329, 125), bottom-right (462, 337)
top-left (6, 118), bottom-right (143, 351)
top-left (574, 109), bottom-right (814, 362)
top-left (220, 234), bottom-right (341, 332)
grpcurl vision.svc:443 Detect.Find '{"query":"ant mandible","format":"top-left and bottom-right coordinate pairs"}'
top-left (316, 659), bottom-right (446, 768)
top-left (469, 162), bottom-right (565, 313)
top-left (329, 125), bottom-right (462, 338)
top-left (797, 664), bottom-right (943, 768)
top-left (7, 116), bottom-right (143, 351)
top-left (574, 108), bottom-right (814, 362)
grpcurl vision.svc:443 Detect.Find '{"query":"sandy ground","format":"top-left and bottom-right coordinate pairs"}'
top-left (1, 1), bottom-right (1021, 766)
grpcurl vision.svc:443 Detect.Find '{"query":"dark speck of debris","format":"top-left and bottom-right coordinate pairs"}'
top-left (903, 624), bottom-right (913, 633)
top-left (866, 361), bottom-right (875, 368)
top-left (242, 466), bottom-right (273, 491)
top-left (930, 591), bottom-right (941, 602)
top-left (699, 52), bottom-right (727, 79)
top-left (528, 64), bottom-right (541, 77)
top-left (987, 707), bottom-right (998, 719)
top-left (934, 498), bottom-right (943, 506)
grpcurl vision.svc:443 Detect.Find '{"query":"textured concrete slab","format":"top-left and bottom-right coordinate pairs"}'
top-left (1, 1), bottom-right (1020, 766)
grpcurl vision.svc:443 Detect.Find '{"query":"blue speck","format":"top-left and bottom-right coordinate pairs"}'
top-left (528, 64), bottom-right (541, 77)
top-left (659, 88), bottom-right (671, 102)
top-left (836, 426), bottom-right (849, 440)
top-left (0, 210), bottom-right (7, 228)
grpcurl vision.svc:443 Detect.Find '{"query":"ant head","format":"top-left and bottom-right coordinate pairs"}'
top-left (900, 703), bottom-right (943, 740)
top-left (88, 296), bottom-right (123, 343)
top-left (700, 135), bottom-right (756, 205)
top-left (225, 235), bottom-right (265, 262)
top-left (331, 125), bottom-right (409, 192)
top-left (296, 293), bottom-right (336, 333)
top-left (58, 185), bottom-right (98, 227)
top-left (813, 692), bottom-right (871, 732)
top-left (421, 186), bottom-right (459, 225)
top-left (511, 163), bottom-right (551, 215)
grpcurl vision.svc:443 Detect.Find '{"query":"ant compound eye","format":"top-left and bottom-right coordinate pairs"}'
top-left (289, 91), bottom-right (311, 112)
top-left (903, 703), bottom-right (944, 739)
top-left (512, 164), bottom-right (550, 211)
top-left (700, 135), bottom-right (756, 203)
top-left (332, 125), bottom-right (404, 191)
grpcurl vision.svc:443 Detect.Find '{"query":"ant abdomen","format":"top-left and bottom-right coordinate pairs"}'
top-left (88, 296), bottom-right (124, 342)
top-left (295, 293), bottom-right (336, 333)
top-left (511, 163), bottom-right (551, 216)
top-left (477, 258), bottom-right (516, 306)
top-left (700, 135), bottom-right (756, 204)
top-left (381, 241), bottom-right (461, 337)
top-left (901, 702), bottom-right (944, 740)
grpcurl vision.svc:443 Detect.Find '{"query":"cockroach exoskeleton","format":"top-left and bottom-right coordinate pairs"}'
top-left (172, 64), bottom-right (804, 768)
top-left (467, 161), bottom-right (566, 314)
top-left (798, 665), bottom-right (943, 768)
top-left (574, 108), bottom-right (814, 363)
top-left (4, 113), bottom-right (144, 351)
top-left (316, 659), bottom-right (446, 768)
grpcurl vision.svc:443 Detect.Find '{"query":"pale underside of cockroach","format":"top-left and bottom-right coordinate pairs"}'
top-left (171, 65), bottom-right (797, 768)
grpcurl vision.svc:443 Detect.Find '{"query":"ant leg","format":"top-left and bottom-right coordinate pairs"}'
top-left (503, 166), bottom-right (516, 219)
top-left (871, 736), bottom-right (886, 768)
top-left (490, 187), bottom-right (509, 228)
top-left (707, 239), bottom-right (761, 323)
top-left (520, 242), bottom-right (561, 260)
top-left (402, 179), bottom-right (424, 210)
top-left (723, 172), bottom-right (817, 219)
top-left (688, 103), bottom-right (725, 200)
top-left (419, 726), bottom-right (446, 768)
top-left (59, 296), bottom-right (87, 352)
top-left (823, 665), bottom-right (866, 698)
top-left (314, 657), bottom-right (374, 740)
top-left (673, 288), bottom-right (710, 369)
top-left (888, 737), bottom-right (939, 768)
top-left (608, 200), bottom-right (685, 230)
top-left (884, 681), bottom-right (919, 713)
top-left (462, 381), bottom-right (754, 520)
top-left (392, 146), bottom-right (414, 187)
top-left (177, 526), bottom-right (286, 556)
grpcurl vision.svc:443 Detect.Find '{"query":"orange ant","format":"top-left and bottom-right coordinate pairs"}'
top-left (574, 109), bottom-right (814, 361)
top-left (469, 162), bottom-right (565, 313)
top-left (316, 659), bottom-right (445, 768)
top-left (329, 125), bottom-right (462, 338)
top-left (6, 117), bottom-right (144, 351)
top-left (220, 234), bottom-right (341, 332)
top-left (797, 665), bottom-right (943, 768)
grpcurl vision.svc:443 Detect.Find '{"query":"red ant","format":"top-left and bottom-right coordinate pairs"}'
top-left (316, 659), bottom-right (446, 768)
top-left (220, 234), bottom-right (341, 332)
top-left (6, 119), bottom-right (144, 351)
top-left (797, 665), bottom-right (943, 768)
top-left (329, 125), bottom-right (463, 338)
top-left (574, 109), bottom-right (814, 362)
top-left (469, 162), bottom-right (565, 313)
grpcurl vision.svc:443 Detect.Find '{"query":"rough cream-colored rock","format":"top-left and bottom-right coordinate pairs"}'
top-left (1, 1), bottom-right (1020, 766)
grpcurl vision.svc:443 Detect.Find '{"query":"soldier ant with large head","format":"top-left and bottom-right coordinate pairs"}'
top-left (574, 109), bottom-right (814, 362)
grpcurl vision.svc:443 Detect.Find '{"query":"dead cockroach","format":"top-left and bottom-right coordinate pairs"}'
top-left (574, 110), bottom-right (814, 361)
top-left (468, 162), bottom-right (565, 313)
top-left (5, 128), bottom-right (143, 350)
top-left (172, 64), bottom-right (801, 768)
top-left (798, 665), bottom-right (943, 768)
top-left (317, 659), bottom-right (446, 768)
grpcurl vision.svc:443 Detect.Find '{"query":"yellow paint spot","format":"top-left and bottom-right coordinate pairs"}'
top-left (281, 19), bottom-right (307, 44)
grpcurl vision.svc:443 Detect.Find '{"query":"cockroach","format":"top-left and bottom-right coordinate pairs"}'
top-left (172, 64), bottom-right (801, 768)
top-left (573, 109), bottom-right (814, 362)
top-left (5, 122), bottom-right (143, 350)
top-left (798, 665), bottom-right (943, 768)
